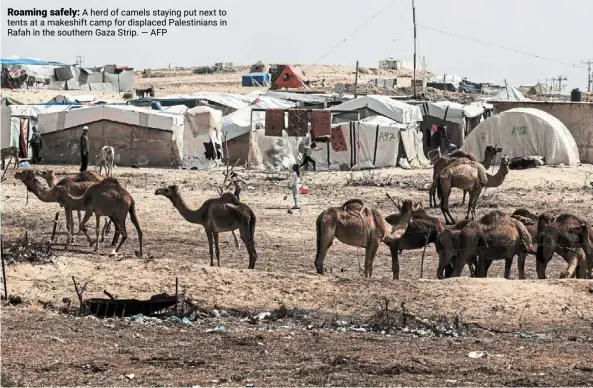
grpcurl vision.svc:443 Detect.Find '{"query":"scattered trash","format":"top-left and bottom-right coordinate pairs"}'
top-left (206, 325), bottom-right (226, 334)
top-left (50, 336), bottom-right (65, 343)
top-left (468, 351), bottom-right (489, 359)
top-left (471, 316), bottom-right (483, 319)
top-left (124, 373), bottom-right (135, 380)
top-left (518, 332), bottom-right (535, 339)
top-left (350, 327), bottom-right (367, 333)
top-left (256, 312), bottom-right (271, 321)
top-left (446, 380), bottom-right (458, 384)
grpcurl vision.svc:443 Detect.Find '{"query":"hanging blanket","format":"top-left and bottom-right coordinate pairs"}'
top-left (330, 126), bottom-right (347, 152)
top-left (287, 109), bottom-right (309, 137)
top-left (265, 109), bottom-right (285, 137)
top-left (311, 109), bottom-right (331, 138)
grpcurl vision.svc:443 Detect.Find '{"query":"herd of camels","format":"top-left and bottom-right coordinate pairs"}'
top-left (12, 143), bottom-right (593, 281)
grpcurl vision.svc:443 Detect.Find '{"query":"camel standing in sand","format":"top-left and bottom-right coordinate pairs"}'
top-left (435, 219), bottom-right (475, 279)
top-left (315, 198), bottom-right (420, 278)
top-left (568, 222), bottom-right (593, 279)
top-left (155, 185), bottom-right (257, 268)
top-left (36, 169), bottom-right (108, 242)
top-left (536, 213), bottom-right (590, 279)
top-left (56, 178), bottom-right (143, 258)
top-left (437, 155), bottom-right (510, 225)
top-left (454, 210), bottom-right (535, 279)
top-left (1, 146), bottom-right (19, 170)
top-left (429, 145), bottom-right (503, 208)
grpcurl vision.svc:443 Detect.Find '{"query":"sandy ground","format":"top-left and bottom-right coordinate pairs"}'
top-left (1, 65), bottom-right (432, 104)
top-left (2, 162), bottom-right (593, 386)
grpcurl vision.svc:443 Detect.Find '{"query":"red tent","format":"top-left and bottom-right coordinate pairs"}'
top-left (274, 66), bottom-right (309, 89)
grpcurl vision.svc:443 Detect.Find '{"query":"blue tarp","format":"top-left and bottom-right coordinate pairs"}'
top-left (1, 58), bottom-right (65, 66)
top-left (242, 72), bottom-right (271, 87)
top-left (127, 97), bottom-right (200, 108)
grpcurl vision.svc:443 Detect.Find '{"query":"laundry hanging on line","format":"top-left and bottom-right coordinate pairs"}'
top-left (311, 109), bottom-right (332, 138)
top-left (265, 109), bottom-right (285, 137)
top-left (330, 126), bottom-right (348, 152)
top-left (287, 109), bottom-right (309, 137)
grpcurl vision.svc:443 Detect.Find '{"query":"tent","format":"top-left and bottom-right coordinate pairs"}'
top-left (274, 66), bottom-right (309, 89)
top-left (427, 75), bottom-right (464, 92)
top-left (330, 95), bottom-right (423, 124)
top-left (489, 85), bottom-right (530, 101)
top-left (182, 106), bottom-right (223, 169)
top-left (1, 106), bottom-right (11, 149)
top-left (310, 116), bottom-right (431, 171)
top-left (37, 105), bottom-right (184, 166)
top-left (242, 72), bottom-right (271, 87)
top-left (461, 108), bottom-right (579, 166)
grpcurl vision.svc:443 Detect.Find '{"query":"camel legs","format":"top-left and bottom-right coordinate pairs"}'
top-left (51, 212), bottom-right (60, 241)
top-left (517, 252), bottom-right (527, 279)
top-left (466, 189), bottom-right (481, 221)
top-left (93, 215), bottom-right (101, 252)
top-left (389, 245), bottom-right (400, 280)
top-left (439, 183), bottom-right (456, 225)
top-left (561, 249), bottom-right (587, 279)
top-left (206, 230), bottom-right (215, 267)
top-left (364, 239), bottom-right (380, 278)
top-left (461, 190), bottom-right (468, 206)
top-left (315, 223), bottom-right (336, 275)
top-left (213, 232), bottom-right (221, 267)
top-left (239, 226), bottom-right (257, 269)
top-left (112, 216), bottom-right (128, 256)
top-left (429, 182), bottom-right (437, 208)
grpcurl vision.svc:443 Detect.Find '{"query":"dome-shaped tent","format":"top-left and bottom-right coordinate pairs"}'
top-left (461, 108), bottom-right (579, 166)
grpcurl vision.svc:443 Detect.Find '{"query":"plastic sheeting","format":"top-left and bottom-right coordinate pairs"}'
top-left (489, 86), bottom-right (530, 101)
top-left (330, 95), bottom-right (423, 124)
top-left (414, 100), bottom-right (484, 125)
top-left (1, 106), bottom-right (11, 148)
top-left (182, 106), bottom-right (223, 169)
top-left (461, 108), bottom-right (579, 166)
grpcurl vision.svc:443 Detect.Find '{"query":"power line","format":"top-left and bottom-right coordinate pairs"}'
top-left (304, 0), bottom-right (401, 71)
top-left (582, 60), bottom-right (593, 92)
top-left (418, 24), bottom-right (587, 70)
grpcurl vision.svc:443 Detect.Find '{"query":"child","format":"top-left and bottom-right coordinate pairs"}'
top-left (226, 171), bottom-right (247, 201)
top-left (300, 141), bottom-right (322, 171)
top-left (288, 164), bottom-right (301, 210)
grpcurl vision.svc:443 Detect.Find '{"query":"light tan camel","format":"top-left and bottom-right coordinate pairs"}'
top-left (436, 155), bottom-right (510, 225)
top-left (536, 213), bottom-right (590, 279)
top-left (1, 146), bottom-right (19, 170)
top-left (453, 210), bottom-right (535, 279)
top-left (155, 185), bottom-right (257, 268)
top-left (36, 169), bottom-right (107, 242)
top-left (56, 178), bottom-right (143, 258)
top-left (429, 145), bottom-right (503, 208)
top-left (567, 222), bottom-right (593, 279)
top-left (315, 199), bottom-right (420, 278)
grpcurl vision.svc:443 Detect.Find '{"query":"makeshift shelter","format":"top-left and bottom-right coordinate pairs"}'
top-left (489, 86), bottom-right (530, 101)
top-left (182, 106), bottom-right (223, 169)
top-left (330, 95), bottom-right (423, 124)
top-left (309, 116), bottom-right (430, 171)
top-left (37, 105), bottom-right (183, 167)
top-left (427, 75), bottom-right (463, 92)
top-left (273, 66), bottom-right (309, 89)
top-left (49, 94), bottom-right (97, 103)
top-left (242, 72), bottom-right (271, 87)
top-left (461, 108), bottom-right (579, 166)
top-left (1, 106), bottom-right (11, 149)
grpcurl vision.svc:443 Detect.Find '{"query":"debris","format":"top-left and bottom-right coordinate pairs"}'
top-left (207, 325), bottom-right (226, 334)
top-left (124, 373), bottom-right (135, 380)
top-left (50, 336), bottom-right (65, 343)
top-left (256, 312), bottom-right (271, 321)
top-left (446, 380), bottom-right (458, 384)
top-left (468, 351), bottom-right (489, 359)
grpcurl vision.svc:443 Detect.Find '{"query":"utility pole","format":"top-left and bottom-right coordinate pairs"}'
top-left (582, 60), bottom-right (593, 92)
top-left (75, 56), bottom-right (85, 66)
top-left (412, 0), bottom-right (417, 98)
top-left (354, 60), bottom-right (359, 98)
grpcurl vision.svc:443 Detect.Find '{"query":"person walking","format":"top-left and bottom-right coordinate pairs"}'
top-left (288, 163), bottom-right (301, 210)
top-left (80, 126), bottom-right (89, 172)
top-left (30, 125), bottom-right (43, 164)
top-left (300, 141), bottom-right (321, 171)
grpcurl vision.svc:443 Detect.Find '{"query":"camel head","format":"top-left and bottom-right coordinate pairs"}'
top-left (14, 170), bottom-right (41, 192)
top-left (399, 199), bottom-right (423, 215)
top-left (485, 144), bottom-right (503, 156)
top-left (569, 222), bottom-right (592, 250)
top-left (36, 169), bottom-right (55, 182)
top-left (500, 155), bottom-right (510, 167)
top-left (155, 185), bottom-right (180, 198)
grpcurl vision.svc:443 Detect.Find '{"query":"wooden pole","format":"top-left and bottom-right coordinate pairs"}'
top-left (412, 0), bottom-right (417, 98)
top-left (1, 234), bottom-right (7, 299)
top-left (354, 61), bottom-right (359, 98)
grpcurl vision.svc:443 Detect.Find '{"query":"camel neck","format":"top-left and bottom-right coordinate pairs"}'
top-left (482, 154), bottom-right (494, 169)
top-left (170, 194), bottom-right (205, 224)
top-left (485, 166), bottom-right (508, 188)
top-left (384, 207), bottom-right (413, 242)
top-left (27, 181), bottom-right (59, 203)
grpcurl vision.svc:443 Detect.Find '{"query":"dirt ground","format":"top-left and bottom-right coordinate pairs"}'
top-left (2, 163), bottom-right (593, 386)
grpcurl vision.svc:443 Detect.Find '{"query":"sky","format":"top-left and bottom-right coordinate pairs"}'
top-left (1, 0), bottom-right (592, 90)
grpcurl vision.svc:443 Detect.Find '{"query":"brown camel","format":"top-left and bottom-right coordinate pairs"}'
top-left (315, 198), bottom-right (420, 278)
top-left (567, 222), bottom-right (593, 279)
top-left (429, 145), bottom-right (503, 208)
top-left (436, 155), bottom-right (510, 225)
top-left (36, 169), bottom-right (108, 242)
top-left (510, 208), bottom-right (556, 243)
top-left (536, 213), bottom-right (589, 279)
top-left (454, 210), bottom-right (535, 279)
top-left (155, 185), bottom-right (257, 269)
top-left (434, 218), bottom-right (475, 279)
top-left (55, 178), bottom-right (143, 258)
top-left (1, 146), bottom-right (19, 170)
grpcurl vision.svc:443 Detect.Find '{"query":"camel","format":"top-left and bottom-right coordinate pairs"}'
top-left (429, 145), bottom-right (503, 208)
top-left (536, 213), bottom-right (590, 279)
top-left (35, 169), bottom-right (109, 245)
top-left (510, 208), bottom-right (556, 243)
top-left (55, 178), bottom-right (143, 258)
top-left (436, 155), bottom-right (510, 225)
top-left (567, 222), bottom-right (593, 279)
top-left (314, 198), bottom-right (420, 278)
top-left (434, 218), bottom-right (475, 279)
top-left (154, 185), bottom-right (257, 268)
top-left (1, 146), bottom-right (19, 170)
top-left (453, 210), bottom-right (535, 279)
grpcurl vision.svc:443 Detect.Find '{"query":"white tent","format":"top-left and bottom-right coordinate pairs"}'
top-left (430, 74), bottom-right (464, 90)
top-left (310, 116), bottom-right (430, 171)
top-left (489, 85), bottom-right (530, 101)
top-left (461, 108), bottom-right (579, 166)
top-left (330, 95), bottom-right (423, 124)
top-left (182, 106), bottom-right (223, 169)
top-left (415, 100), bottom-right (484, 125)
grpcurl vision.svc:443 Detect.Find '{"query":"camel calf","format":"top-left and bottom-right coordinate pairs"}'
top-left (1, 146), bottom-right (19, 170)
top-left (97, 145), bottom-right (115, 177)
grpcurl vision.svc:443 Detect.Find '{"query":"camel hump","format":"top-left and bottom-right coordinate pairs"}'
top-left (220, 192), bottom-right (240, 205)
top-left (342, 198), bottom-right (365, 210)
top-left (512, 208), bottom-right (538, 220)
top-left (448, 150), bottom-right (478, 162)
top-left (513, 219), bottom-right (536, 251)
top-left (479, 210), bottom-right (508, 225)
